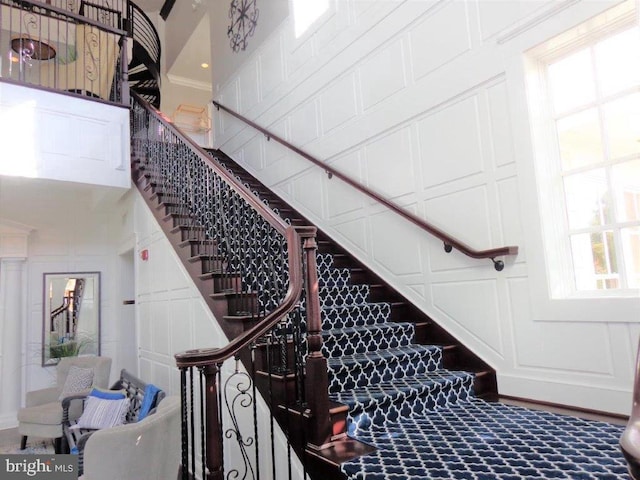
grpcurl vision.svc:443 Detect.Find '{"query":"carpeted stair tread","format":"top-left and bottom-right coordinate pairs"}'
top-left (322, 322), bottom-right (415, 357)
top-left (319, 284), bottom-right (370, 308)
top-left (340, 398), bottom-right (628, 480)
top-left (332, 371), bottom-right (474, 433)
top-left (327, 344), bottom-right (443, 392)
top-left (331, 370), bottom-right (473, 409)
top-left (321, 303), bottom-right (392, 329)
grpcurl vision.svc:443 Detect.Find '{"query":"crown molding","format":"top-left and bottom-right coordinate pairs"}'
top-left (166, 74), bottom-right (212, 92)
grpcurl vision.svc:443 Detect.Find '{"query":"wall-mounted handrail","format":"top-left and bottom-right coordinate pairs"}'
top-left (213, 100), bottom-right (519, 271)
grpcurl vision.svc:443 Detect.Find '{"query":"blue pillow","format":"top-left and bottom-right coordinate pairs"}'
top-left (89, 387), bottom-right (126, 400)
top-left (137, 384), bottom-right (161, 421)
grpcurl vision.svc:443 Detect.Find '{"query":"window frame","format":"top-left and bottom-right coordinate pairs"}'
top-left (525, 2), bottom-right (640, 300)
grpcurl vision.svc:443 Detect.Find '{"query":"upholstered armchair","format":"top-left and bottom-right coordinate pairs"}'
top-left (621, 338), bottom-right (640, 479)
top-left (80, 396), bottom-right (181, 480)
top-left (40, 24), bottom-right (120, 101)
top-left (17, 356), bottom-right (111, 453)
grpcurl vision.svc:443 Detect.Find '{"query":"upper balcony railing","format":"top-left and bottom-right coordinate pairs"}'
top-left (0, 0), bottom-right (129, 105)
top-left (213, 100), bottom-right (519, 271)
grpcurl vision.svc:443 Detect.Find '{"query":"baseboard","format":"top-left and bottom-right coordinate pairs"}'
top-left (497, 373), bottom-right (632, 416)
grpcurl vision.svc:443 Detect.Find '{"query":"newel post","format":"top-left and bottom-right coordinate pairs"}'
top-left (301, 233), bottom-right (333, 449)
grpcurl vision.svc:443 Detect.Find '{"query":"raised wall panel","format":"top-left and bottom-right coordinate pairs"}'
top-left (497, 177), bottom-right (526, 263)
top-left (487, 81), bottom-right (516, 167)
top-left (293, 169), bottom-right (325, 218)
top-left (424, 186), bottom-right (492, 247)
top-left (332, 217), bottom-right (369, 256)
top-left (218, 80), bottom-right (240, 137)
top-left (320, 73), bottom-right (358, 134)
top-left (169, 299), bottom-right (193, 354)
top-left (418, 95), bottom-right (484, 188)
top-left (365, 127), bottom-right (414, 199)
top-left (360, 38), bottom-right (406, 110)
top-left (152, 305), bottom-right (170, 356)
top-left (290, 101), bottom-right (319, 146)
top-left (370, 209), bottom-right (423, 275)
top-left (327, 151), bottom-right (364, 218)
top-left (432, 279), bottom-right (503, 356)
top-left (264, 120), bottom-right (289, 167)
top-left (260, 36), bottom-right (285, 99)
top-left (287, 36), bottom-right (314, 75)
top-left (410, 1), bottom-right (472, 81)
top-left (508, 278), bottom-right (613, 375)
top-left (242, 135), bottom-right (265, 172)
top-left (239, 61), bottom-right (260, 113)
top-left (314, 7), bottom-right (349, 51)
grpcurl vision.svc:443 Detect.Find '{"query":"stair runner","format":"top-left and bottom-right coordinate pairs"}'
top-left (214, 155), bottom-right (629, 480)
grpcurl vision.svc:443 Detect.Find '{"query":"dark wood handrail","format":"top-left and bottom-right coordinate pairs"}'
top-left (175, 225), bottom-right (318, 368)
top-left (131, 93), bottom-right (314, 368)
top-left (213, 100), bottom-right (519, 271)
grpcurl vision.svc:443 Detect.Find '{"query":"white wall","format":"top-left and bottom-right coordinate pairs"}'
top-left (0, 83), bottom-right (130, 189)
top-left (132, 189), bottom-right (223, 393)
top-left (212, 0), bottom-right (640, 414)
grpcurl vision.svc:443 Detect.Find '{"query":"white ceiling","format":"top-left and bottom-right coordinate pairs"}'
top-left (168, 14), bottom-right (212, 87)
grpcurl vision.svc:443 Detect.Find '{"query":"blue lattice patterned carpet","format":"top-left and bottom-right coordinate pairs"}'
top-left (340, 399), bottom-right (628, 480)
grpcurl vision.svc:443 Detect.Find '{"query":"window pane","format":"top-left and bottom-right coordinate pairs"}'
top-left (595, 27), bottom-right (640, 97)
top-left (622, 226), bottom-right (640, 288)
top-left (603, 93), bottom-right (640, 160)
top-left (293, 0), bottom-right (330, 37)
top-left (548, 48), bottom-right (596, 114)
top-left (556, 108), bottom-right (603, 170)
top-left (564, 169), bottom-right (612, 229)
top-left (611, 159), bottom-right (640, 222)
top-left (571, 231), bottom-right (619, 290)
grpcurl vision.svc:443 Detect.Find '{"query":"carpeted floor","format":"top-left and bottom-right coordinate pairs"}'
top-left (342, 398), bottom-right (630, 480)
top-left (0, 428), bottom-right (54, 454)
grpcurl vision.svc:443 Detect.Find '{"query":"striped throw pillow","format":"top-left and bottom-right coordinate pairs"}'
top-left (76, 396), bottom-right (130, 430)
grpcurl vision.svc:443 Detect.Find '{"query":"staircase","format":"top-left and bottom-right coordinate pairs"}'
top-left (129, 1), bottom-right (161, 107)
top-left (131, 99), bottom-right (629, 480)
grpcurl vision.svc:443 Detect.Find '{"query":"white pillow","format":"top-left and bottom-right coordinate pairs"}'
top-left (76, 396), bottom-right (130, 430)
top-left (59, 366), bottom-right (94, 400)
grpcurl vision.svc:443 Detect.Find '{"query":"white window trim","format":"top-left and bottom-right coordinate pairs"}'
top-left (504, 0), bottom-right (640, 323)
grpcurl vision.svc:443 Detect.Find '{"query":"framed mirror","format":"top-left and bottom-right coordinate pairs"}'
top-left (42, 272), bottom-right (101, 366)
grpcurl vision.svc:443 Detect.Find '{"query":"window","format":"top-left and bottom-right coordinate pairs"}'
top-left (292, 0), bottom-right (329, 38)
top-left (530, 2), bottom-right (640, 295)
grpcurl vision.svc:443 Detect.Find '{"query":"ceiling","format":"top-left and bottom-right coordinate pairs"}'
top-left (168, 14), bottom-right (212, 86)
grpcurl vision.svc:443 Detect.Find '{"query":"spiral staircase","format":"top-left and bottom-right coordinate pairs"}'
top-left (128, 1), bottom-right (161, 108)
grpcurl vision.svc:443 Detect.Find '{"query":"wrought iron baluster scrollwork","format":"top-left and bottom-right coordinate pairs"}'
top-left (223, 358), bottom-right (256, 480)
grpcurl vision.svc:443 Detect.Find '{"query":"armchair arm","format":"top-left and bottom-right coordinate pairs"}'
top-left (61, 391), bottom-right (91, 423)
top-left (81, 397), bottom-right (180, 480)
top-left (26, 387), bottom-right (61, 407)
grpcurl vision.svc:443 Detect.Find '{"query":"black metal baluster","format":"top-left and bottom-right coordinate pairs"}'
top-left (180, 367), bottom-right (189, 480)
top-left (199, 367), bottom-right (206, 480)
top-left (190, 366), bottom-right (196, 478)
top-left (251, 344), bottom-right (260, 480)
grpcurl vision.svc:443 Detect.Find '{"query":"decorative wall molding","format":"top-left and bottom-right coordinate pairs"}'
top-left (0, 219), bottom-right (33, 258)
